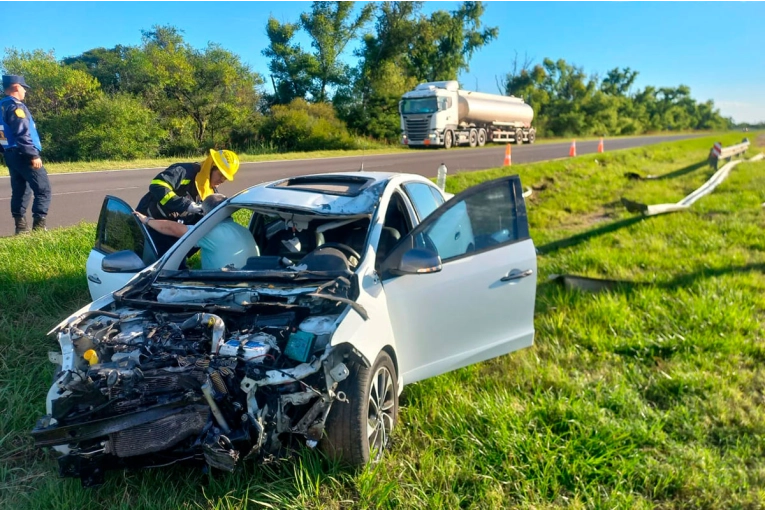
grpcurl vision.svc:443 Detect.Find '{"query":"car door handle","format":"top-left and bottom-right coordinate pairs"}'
top-left (500, 269), bottom-right (533, 282)
top-left (88, 274), bottom-right (102, 285)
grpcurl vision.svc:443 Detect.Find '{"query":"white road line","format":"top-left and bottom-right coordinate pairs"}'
top-left (0, 185), bottom-right (139, 200)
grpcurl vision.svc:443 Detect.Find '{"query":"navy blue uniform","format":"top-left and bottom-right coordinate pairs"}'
top-left (0, 95), bottom-right (51, 219)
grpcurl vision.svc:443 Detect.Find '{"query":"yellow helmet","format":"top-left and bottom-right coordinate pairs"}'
top-left (210, 149), bottom-right (240, 181)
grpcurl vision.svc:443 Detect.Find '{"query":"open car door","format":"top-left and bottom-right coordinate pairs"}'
top-left (379, 175), bottom-right (537, 384)
top-left (86, 196), bottom-right (159, 301)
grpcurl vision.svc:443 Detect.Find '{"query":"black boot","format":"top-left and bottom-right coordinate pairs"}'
top-left (13, 215), bottom-right (29, 235)
top-left (32, 216), bottom-right (47, 231)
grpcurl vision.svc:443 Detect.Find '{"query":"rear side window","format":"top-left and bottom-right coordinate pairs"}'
top-left (403, 182), bottom-right (441, 221)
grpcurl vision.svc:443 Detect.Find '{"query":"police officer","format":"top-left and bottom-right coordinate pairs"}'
top-left (136, 149), bottom-right (240, 256)
top-left (0, 74), bottom-right (52, 234)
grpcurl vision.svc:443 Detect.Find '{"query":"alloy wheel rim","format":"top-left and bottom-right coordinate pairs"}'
top-left (367, 366), bottom-right (395, 460)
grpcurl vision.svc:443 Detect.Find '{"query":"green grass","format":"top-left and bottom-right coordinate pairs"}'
top-left (2, 133), bottom-right (765, 508)
top-left (0, 131), bottom-right (720, 177)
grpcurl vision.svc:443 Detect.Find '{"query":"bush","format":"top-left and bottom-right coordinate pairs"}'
top-left (77, 93), bottom-right (165, 160)
top-left (259, 98), bottom-right (357, 151)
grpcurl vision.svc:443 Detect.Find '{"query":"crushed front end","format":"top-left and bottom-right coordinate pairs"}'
top-left (32, 280), bottom-right (361, 487)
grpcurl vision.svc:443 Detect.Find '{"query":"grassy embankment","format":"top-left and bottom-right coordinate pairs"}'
top-left (1, 133), bottom-right (764, 508)
top-left (0, 131), bottom-right (714, 177)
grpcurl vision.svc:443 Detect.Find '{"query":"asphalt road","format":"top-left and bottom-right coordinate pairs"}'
top-left (0, 134), bottom-right (699, 237)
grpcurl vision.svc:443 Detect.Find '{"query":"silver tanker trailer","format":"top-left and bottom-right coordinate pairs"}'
top-left (399, 80), bottom-right (536, 149)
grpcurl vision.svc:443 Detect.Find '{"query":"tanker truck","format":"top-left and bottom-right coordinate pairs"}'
top-left (399, 80), bottom-right (535, 149)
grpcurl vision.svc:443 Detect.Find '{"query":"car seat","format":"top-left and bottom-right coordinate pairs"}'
top-left (262, 227), bottom-right (325, 260)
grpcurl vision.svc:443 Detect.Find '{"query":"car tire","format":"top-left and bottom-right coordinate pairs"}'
top-left (321, 351), bottom-right (398, 466)
top-left (514, 128), bottom-right (524, 145)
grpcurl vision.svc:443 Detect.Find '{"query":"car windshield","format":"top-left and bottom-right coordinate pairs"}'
top-left (401, 97), bottom-right (438, 114)
top-left (155, 205), bottom-right (371, 282)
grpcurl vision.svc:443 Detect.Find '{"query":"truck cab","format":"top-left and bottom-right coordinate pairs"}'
top-left (399, 81), bottom-right (460, 149)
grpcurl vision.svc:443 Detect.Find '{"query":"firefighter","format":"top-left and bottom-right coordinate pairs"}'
top-left (0, 74), bottom-right (52, 234)
top-left (136, 149), bottom-right (240, 256)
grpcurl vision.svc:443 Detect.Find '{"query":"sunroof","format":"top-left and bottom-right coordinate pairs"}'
top-left (270, 176), bottom-right (374, 196)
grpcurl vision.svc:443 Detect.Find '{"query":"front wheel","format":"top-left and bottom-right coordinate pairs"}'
top-left (321, 351), bottom-right (399, 465)
top-left (444, 130), bottom-right (454, 150)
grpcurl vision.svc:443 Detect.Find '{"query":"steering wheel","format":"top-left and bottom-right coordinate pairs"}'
top-left (317, 242), bottom-right (362, 261)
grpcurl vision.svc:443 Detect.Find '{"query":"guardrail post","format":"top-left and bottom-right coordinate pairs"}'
top-left (709, 142), bottom-right (721, 170)
top-left (708, 140), bottom-right (750, 170)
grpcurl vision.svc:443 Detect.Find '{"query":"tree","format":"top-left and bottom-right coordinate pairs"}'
top-left (259, 98), bottom-right (356, 151)
top-left (262, 17), bottom-right (319, 104)
top-left (1, 48), bottom-right (100, 160)
top-left (77, 93), bottom-right (165, 160)
top-left (502, 55), bottom-right (730, 137)
top-left (1, 48), bottom-right (99, 119)
top-left (62, 46), bottom-right (151, 95)
top-left (140, 25), bottom-right (264, 147)
top-left (407, 1), bottom-right (498, 82)
top-left (600, 67), bottom-right (638, 97)
top-left (300, 1), bottom-right (375, 102)
top-left (338, 1), bottom-right (496, 140)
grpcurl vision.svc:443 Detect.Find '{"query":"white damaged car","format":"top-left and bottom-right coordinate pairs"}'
top-left (33, 172), bottom-right (537, 487)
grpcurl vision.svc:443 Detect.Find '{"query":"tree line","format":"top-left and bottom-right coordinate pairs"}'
top-left (0, 1), bottom-right (733, 163)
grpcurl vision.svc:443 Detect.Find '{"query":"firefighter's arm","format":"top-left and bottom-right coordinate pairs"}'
top-left (3, 104), bottom-right (39, 158)
top-left (148, 165), bottom-right (193, 214)
top-left (133, 211), bottom-right (188, 238)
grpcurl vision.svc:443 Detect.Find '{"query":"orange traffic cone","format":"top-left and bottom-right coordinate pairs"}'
top-left (597, 137), bottom-right (604, 153)
top-left (503, 144), bottom-right (512, 166)
top-left (569, 140), bottom-right (577, 157)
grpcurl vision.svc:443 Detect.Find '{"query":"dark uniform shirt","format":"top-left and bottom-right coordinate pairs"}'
top-left (0, 95), bottom-right (42, 157)
top-left (136, 162), bottom-right (215, 224)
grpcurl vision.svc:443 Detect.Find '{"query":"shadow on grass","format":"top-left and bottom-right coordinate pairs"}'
top-left (653, 160), bottom-right (709, 180)
top-left (624, 160), bottom-right (709, 181)
top-left (536, 216), bottom-right (647, 256)
top-left (540, 263), bottom-right (765, 300)
top-left (663, 262), bottom-right (765, 289)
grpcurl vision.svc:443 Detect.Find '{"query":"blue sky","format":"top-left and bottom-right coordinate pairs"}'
top-left (3, 1), bottom-right (763, 122)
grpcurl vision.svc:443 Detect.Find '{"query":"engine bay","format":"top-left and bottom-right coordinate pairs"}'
top-left (32, 281), bottom-right (362, 487)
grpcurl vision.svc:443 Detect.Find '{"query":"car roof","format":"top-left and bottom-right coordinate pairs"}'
top-left (230, 171), bottom-right (436, 215)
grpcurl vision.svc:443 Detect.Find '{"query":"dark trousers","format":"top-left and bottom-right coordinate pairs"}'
top-left (5, 150), bottom-right (51, 218)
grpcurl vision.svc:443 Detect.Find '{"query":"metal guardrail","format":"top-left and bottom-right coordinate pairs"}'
top-left (709, 138), bottom-right (750, 169)
top-left (622, 152), bottom-right (763, 216)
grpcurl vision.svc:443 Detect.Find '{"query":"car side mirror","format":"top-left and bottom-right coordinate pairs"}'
top-left (102, 250), bottom-right (146, 273)
top-left (390, 248), bottom-right (442, 276)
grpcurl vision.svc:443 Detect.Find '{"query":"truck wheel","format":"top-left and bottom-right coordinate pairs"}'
top-left (468, 129), bottom-right (478, 148)
top-left (526, 130), bottom-right (536, 144)
top-left (321, 351), bottom-right (398, 466)
top-left (444, 130), bottom-right (454, 149)
top-left (477, 129), bottom-right (487, 147)
top-left (514, 129), bottom-right (524, 145)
